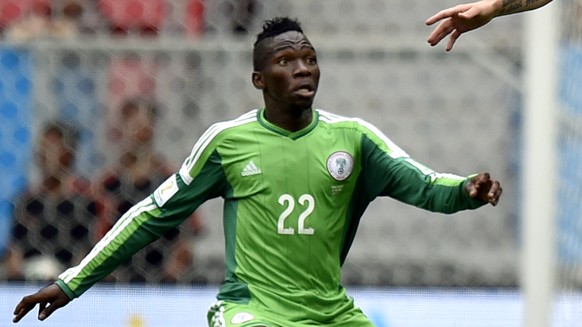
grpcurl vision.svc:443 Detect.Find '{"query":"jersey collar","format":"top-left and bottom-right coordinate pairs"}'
top-left (257, 108), bottom-right (319, 140)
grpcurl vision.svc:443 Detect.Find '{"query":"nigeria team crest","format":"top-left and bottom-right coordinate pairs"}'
top-left (327, 151), bottom-right (354, 181)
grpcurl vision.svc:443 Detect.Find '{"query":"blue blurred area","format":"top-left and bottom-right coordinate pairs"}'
top-left (0, 47), bottom-right (32, 257)
top-left (52, 54), bottom-right (101, 177)
top-left (557, 45), bottom-right (582, 264)
top-left (560, 46), bottom-right (582, 115)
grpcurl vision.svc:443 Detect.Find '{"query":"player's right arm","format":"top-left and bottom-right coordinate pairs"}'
top-left (426, 0), bottom-right (554, 51)
top-left (12, 120), bottom-right (232, 323)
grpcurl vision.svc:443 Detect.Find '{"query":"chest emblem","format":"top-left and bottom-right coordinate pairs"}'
top-left (327, 151), bottom-right (354, 181)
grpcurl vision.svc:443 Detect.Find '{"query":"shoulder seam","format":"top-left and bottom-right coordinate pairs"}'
top-left (179, 110), bottom-right (258, 184)
top-left (317, 109), bottom-right (357, 123)
top-left (317, 109), bottom-right (410, 159)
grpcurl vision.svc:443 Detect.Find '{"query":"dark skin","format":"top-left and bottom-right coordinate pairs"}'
top-left (250, 30), bottom-right (501, 204)
top-left (252, 31), bottom-right (320, 132)
top-left (13, 284), bottom-right (68, 322)
top-left (12, 29), bottom-right (501, 324)
top-left (465, 172), bottom-right (502, 206)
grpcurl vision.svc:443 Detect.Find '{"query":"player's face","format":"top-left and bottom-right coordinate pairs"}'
top-left (254, 31), bottom-right (320, 111)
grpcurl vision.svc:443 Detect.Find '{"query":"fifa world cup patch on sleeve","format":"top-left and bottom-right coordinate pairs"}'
top-left (153, 174), bottom-right (180, 207)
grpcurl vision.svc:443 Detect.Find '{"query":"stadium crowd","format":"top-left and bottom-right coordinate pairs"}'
top-left (0, 0), bottom-right (262, 284)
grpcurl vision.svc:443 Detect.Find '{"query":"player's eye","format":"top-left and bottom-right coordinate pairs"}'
top-left (277, 58), bottom-right (289, 65)
top-left (305, 57), bottom-right (317, 65)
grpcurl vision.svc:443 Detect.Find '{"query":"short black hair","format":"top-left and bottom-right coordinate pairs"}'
top-left (252, 17), bottom-right (304, 71)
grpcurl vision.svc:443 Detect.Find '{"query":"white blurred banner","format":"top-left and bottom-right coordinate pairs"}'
top-left (4, 284), bottom-right (571, 327)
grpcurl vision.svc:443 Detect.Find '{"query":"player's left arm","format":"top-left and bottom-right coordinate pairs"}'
top-left (379, 156), bottom-right (501, 213)
top-left (357, 123), bottom-right (501, 212)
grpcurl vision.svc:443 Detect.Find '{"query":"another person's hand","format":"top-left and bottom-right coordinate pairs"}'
top-left (465, 172), bottom-right (502, 206)
top-left (425, 1), bottom-right (499, 51)
top-left (13, 283), bottom-right (71, 323)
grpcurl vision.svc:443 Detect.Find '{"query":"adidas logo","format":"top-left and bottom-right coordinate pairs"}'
top-left (241, 160), bottom-right (262, 176)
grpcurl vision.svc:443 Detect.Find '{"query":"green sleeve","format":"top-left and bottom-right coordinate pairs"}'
top-left (360, 135), bottom-right (486, 213)
top-left (56, 151), bottom-right (226, 298)
top-left (56, 196), bottom-right (175, 298)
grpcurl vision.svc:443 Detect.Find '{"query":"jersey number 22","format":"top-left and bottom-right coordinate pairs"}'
top-left (277, 194), bottom-right (315, 235)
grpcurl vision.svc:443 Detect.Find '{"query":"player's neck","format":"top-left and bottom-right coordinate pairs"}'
top-left (263, 106), bottom-right (313, 132)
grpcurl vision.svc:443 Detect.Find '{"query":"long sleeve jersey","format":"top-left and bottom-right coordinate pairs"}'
top-left (56, 108), bottom-right (485, 323)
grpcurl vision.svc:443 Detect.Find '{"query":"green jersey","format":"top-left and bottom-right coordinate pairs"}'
top-left (56, 108), bottom-right (485, 323)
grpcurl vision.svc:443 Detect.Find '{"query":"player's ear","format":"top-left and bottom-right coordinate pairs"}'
top-left (252, 72), bottom-right (264, 90)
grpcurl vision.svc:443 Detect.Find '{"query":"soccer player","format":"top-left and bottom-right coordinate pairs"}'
top-left (426, 0), bottom-right (555, 51)
top-left (13, 17), bottom-right (502, 326)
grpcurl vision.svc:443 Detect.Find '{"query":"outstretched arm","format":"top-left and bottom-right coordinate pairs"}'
top-left (425, 0), bottom-right (554, 51)
top-left (13, 284), bottom-right (70, 323)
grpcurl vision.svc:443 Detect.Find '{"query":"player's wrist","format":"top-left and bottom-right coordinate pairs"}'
top-left (54, 279), bottom-right (76, 300)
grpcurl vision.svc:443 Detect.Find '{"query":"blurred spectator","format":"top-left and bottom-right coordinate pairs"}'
top-left (229, 0), bottom-right (257, 34)
top-left (4, 0), bottom-right (85, 41)
top-left (98, 0), bottom-right (165, 37)
top-left (96, 97), bottom-right (204, 283)
top-left (5, 121), bottom-right (99, 281)
top-left (97, 0), bottom-right (206, 38)
top-left (184, 0), bottom-right (205, 38)
top-left (0, 0), bottom-right (48, 32)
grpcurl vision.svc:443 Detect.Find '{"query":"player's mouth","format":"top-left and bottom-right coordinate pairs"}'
top-left (292, 84), bottom-right (315, 98)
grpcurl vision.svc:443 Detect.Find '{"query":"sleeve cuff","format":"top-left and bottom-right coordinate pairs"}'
top-left (55, 279), bottom-right (77, 300)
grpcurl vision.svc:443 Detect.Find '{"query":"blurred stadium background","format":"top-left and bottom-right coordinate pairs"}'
top-left (0, 0), bottom-right (580, 326)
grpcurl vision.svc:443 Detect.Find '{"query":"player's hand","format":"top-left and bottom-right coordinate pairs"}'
top-left (425, 1), bottom-right (499, 51)
top-left (13, 283), bottom-right (71, 323)
top-left (465, 172), bottom-right (502, 206)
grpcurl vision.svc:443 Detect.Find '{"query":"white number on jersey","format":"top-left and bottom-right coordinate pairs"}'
top-left (277, 194), bottom-right (315, 235)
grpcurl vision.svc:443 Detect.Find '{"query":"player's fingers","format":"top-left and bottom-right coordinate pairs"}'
top-left (38, 301), bottom-right (61, 321)
top-left (13, 299), bottom-right (28, 316)
top-left (470, 188), bottom-right (478, 197)
top-left (467, 176), bottom-right (480, 198)
top-left (12, 302), bottom-right (35, 323)
top-left (426, 4), bottom-right (475, 25)
top-left (37, 301), bottom-right (48, 320)
top-left (468, 173), bottom-right (494, 199)
top-left (475, 174), bottom-right (497, 204)
top-left (425, 11), bottom-right (450, 25)
top-left (479, 172), bottom-right (491, 183)
top-left (488, 181), bottom-right (502, 206)
top-left (476, 173), bottom-right (492, 192)
top-left (38, 298), bottom-right (68, 320)
top-left (446, 30), bottom-right (462, 51)
top-left (425, 5), bottom-right (468, 25)
top-left (428, 21), bottom-right (454, 46)
top-left (13, 308), bottom-right (29, 323)
top-left (13, 294), bottom-right (41, 323)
